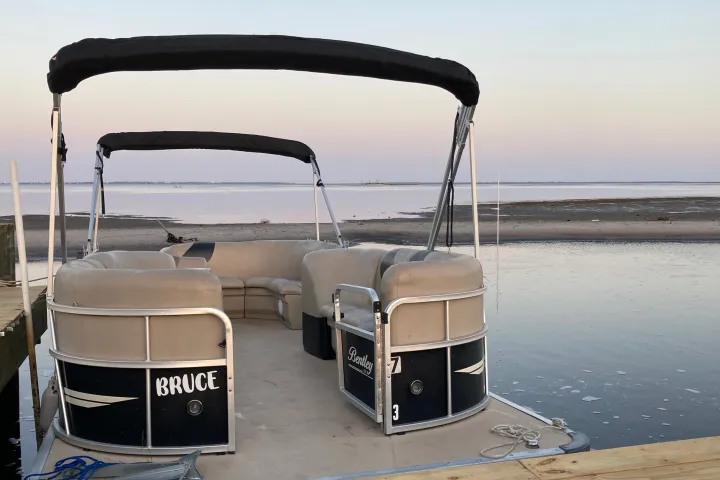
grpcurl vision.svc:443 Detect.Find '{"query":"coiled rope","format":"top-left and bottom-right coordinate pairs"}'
top-left (23, 455), bottom-right (118, 480)
top-left (480, 418), bottom-right (568, 459)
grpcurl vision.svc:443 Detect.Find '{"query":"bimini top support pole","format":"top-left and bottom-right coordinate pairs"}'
top-left (311, 158), bottom-right (345, 247)
top-left (468, 120), bottom-right (480, 259)
top-left (46, 94), bottom-right (61, 297)
top-left (427, 104), bottom-right (475, 251)
top-left (86, 146), bottom-right (104, 256)
top-left (57, 153), bottom-right (67, 265)
top-left (313, 171), bottom-right (320, 241)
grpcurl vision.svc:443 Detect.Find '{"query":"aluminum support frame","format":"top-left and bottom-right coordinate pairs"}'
top-left (313, 171), bottom-right (320, 241)
top-left (57, 151), bottom-right (68, 265)
top-left (382, 287), bottom-right (488, 434)
top-left (311, 157), bottom-right (345, 247)
top-left (85, 147), bottom-right (104, 255)
top-left (46, 299), bottom-right (236, 455)
top-left (46, 95), bottom-right (62, 297)
top-left (468, 121), bottom-right (480, 259)
top-left (333, 283), bottom-right (488, 435)
top-left (427, 104), bottom-right (476, 251)
top-left (333, 285), bottom-right (384, 424)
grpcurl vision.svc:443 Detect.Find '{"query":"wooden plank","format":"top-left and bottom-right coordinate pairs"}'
top-left (0, 286), bottom-right (47, 392)
top-left (520, 436), bottom-right (720, 479)
top-left (0, 286), bottom-right (46, 331)
top-left (0, 224), bottom-right (14, 285)
top-left (570, 458), bottom-right (720, 479)
top-left (364, 461), bottom-right (540, 480)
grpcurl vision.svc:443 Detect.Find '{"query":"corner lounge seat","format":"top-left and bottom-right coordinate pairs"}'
top-left (301, 247), bottom-right (485, 359)
top-left (302, 247), bottom-right (487, 432)
top-left (51, 250), bottom-right (234, 452)
top-left (162, 240), bottom-right (339, 330)
top-left (53, 251), bottom-right (226, 362)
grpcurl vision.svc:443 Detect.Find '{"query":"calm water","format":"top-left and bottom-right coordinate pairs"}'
top-left (2, 182), bottom-right (720, 224)
top-left (15, 242), bottom-right (720, 472)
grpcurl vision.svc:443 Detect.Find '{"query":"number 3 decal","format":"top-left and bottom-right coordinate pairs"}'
top-left (392, 404), bottom-right (399, 421)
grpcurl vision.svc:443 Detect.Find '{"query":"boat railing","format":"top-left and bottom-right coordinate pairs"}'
top-left (46, 298), bottom-right (235, 455)
top-left (334, 284), bottom-right (489, 434)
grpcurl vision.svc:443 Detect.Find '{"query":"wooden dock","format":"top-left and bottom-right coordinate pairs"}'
top-left (370, 436), bottom-right (720, 479)
top-left (0, 286), bottom-right (48, 392)
top-left (0, 223), bottom-right (48, 393)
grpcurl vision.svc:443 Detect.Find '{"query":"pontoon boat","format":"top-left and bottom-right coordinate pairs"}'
top-left (30, 34), bottom-right (589, 480)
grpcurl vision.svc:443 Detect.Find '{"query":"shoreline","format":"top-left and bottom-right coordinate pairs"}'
top-left (1, 197), bottom-right (718, 259)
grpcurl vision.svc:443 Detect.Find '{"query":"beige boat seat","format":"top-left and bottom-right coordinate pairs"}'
top-left (51, 250), bottom-right (234, 451)
top-left (301, 247), bottom-right (484, 358)
top-left (52, 250), bottom-right (226, 362)
top-left (162, 240), bottom-right (339, 329)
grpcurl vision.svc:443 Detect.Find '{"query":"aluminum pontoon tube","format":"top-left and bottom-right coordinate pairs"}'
top-left (46, 94), bottom-right (61, 297)
top-left (311, 158), bottom-right (344, 247)
top-left (427, 105), bottom-right (475, 251)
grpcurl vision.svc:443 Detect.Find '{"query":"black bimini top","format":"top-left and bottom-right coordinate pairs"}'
top-left (97, 131), bottom-right (315, 164)
top-left (47, 34), bottom-right (479, 106)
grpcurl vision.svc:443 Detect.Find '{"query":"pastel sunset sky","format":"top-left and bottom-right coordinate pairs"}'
top-left (0, 0), bottom-right (717, 183)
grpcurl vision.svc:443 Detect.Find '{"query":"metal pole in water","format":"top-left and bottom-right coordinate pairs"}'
top-left (9, 161), bottom-right (43, 448)
top-left (496, 173), bottom-right (500, 249)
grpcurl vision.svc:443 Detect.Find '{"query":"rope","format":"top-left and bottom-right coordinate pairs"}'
top-left (23, 455), bottom-right (119, 480)
top-left (0, 276), bottom-right (49, 287)
top-left (480, 418), bottom-right (568, 459)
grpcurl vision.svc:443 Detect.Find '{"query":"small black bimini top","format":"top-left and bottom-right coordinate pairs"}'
top-left (97, 131), bottom-right (315, 163)
top-left (47, 34), bottom-right (479, 106)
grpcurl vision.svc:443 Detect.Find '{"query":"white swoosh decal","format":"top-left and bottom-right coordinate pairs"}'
top-left (454, 359), bottom-right (485, 375)
top-left (65, 387), bottom-right (137, 407)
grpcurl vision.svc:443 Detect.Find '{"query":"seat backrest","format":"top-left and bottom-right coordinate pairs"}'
top-left (53, 251), bottom-right (225, 362)
top-left (376, 248), bottom-right (484, 346)
top-left (162, 240), bottom-right (339, 280)
top-left (301, 247), bottom-right (387, 317)
top-left (84, 250), bottom-right (178, 270)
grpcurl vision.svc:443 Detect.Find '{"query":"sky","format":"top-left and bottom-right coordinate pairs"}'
top-left (0, 0), bottom-right (718, 183)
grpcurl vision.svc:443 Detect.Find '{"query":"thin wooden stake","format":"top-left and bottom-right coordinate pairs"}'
top-left (10, 162), bottom-right (43, 448)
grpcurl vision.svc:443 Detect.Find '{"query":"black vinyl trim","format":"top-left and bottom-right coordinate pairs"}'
top-left (302, 312), bottom-right (335, 360)
top-left (98, 131), bottom-right (314, 163)
top-left (183, 242), bottom-right (215, 262)
top-left (47, 35), bottom-right (479, 106)
top-left (559, 431), bottom-right (592, 454)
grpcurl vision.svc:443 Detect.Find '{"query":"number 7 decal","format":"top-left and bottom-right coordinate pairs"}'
top-left (390, 356), bottom-right (402, 374)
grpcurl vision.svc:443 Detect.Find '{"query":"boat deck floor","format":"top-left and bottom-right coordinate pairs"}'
top-left (35, 318), bottom-right (573, 480)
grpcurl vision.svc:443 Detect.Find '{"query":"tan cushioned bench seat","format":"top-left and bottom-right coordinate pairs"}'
top-left (53, 251), bottom-right (226, 362)
top-left (162, 240), bottom-right (339, 329)
top-left (303, 247), bottom-right (484, 351)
